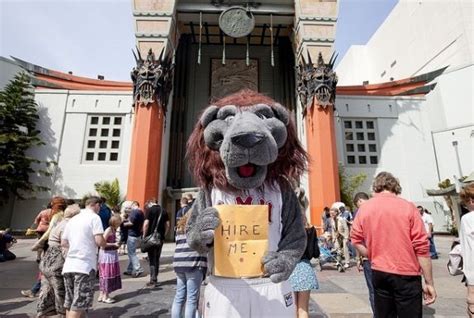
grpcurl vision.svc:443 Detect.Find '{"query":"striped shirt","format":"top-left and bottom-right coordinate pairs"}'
top-left (173, 233), bottom-right (207, 273)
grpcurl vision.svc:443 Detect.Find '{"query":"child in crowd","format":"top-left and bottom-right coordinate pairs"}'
top-left (118, 210), bottom-right (129, 255)
top-left (98, 215), bottom-right (122, 304)
top-left (171, 211), bottom-right (207, 318)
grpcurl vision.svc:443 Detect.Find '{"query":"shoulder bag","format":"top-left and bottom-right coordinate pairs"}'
top-left (141, 207), bottom-right (163, 253)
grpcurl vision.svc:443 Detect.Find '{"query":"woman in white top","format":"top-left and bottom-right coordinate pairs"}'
top-left (460, 183), bottom-right (474, 317)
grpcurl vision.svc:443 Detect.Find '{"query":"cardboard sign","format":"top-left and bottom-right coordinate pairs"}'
top-left (214, 204), bottom-right (268, 278)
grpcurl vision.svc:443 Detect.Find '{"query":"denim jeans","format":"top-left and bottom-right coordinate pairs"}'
top-left (126, 236), bottom-right (143, 274)
top-left (348, 240), bottom-right (357, 258)
top-left (171, 269), bottom-right (204, 318)
top-left (429, 235), bottom-right (438, 258)
top-left (362, 260), bottom-right (376, 318)
top-left (32, 279), bottom-right (41, 294)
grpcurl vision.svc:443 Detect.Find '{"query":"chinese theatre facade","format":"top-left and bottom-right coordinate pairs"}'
top-left (127, 0), bottom-right (443, 227)
top-left (2, 0), bottom-right (448, 232)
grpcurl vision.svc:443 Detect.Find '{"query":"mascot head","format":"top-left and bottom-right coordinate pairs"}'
top-left (187, 90), bottom-right (308, 191)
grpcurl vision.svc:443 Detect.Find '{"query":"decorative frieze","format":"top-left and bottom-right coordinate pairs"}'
top-left (133, 0), bottom-right (174, 13)
top-left (135, 33), bottom-right (169, 38)
top-left (133, 11), bottom-right (174, 17)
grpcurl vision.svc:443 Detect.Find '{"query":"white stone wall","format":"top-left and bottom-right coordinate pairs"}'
top-left (333, 0), bottom-right (473, 232)
top-left (337, 0), bottom-right (473, 85)
top-left (10, 90), bottom-right (133, 229)
top-left (334, 95), bottom-right (458, 232)
top-left (432, 125), bottom-right (473, 183)
top-left (425, 65), bottom-right (474, 131)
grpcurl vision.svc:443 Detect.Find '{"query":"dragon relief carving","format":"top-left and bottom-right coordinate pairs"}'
top-left (131, 48), bottom-right (173, 115)
top-left (296, 52), bottom-right (338, 115)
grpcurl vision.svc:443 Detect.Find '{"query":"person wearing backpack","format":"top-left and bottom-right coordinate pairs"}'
top-left (460, 183), bottom-right (474, 317)
top-left (288, 213), bottom-right (320, 318)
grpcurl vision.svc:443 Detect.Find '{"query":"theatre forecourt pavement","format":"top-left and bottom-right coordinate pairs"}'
top-left (0, 235), bottom-right (466, 317)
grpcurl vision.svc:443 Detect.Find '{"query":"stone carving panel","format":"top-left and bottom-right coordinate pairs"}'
top-left (211, 59), bottom-right (258, 99)
top-left (303, 24), bottom-right (335, 39)
top-left (134, 0), bottom-right (174, 13)
top-left (298, 1), bottom-right (338, 17)
top-left (136, 20), bottom-right (170, 34)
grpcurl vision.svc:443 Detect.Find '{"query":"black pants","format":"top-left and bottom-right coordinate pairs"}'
top-left (372, 270), bottom-right (422, 318)
top-left (147, 244), bottom-right (163, 283)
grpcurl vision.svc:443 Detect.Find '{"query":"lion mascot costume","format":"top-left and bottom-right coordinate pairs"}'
top-left (186, 90), bottom-right (308, 317)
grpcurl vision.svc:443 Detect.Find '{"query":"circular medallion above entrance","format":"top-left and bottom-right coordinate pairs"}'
top-left (219, 6), bottom-right (255, 38)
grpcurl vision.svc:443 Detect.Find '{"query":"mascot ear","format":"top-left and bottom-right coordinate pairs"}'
top-left (200, 106), bottom-right (219, 128)
top-left (273, 103), bottom-right (290, 126)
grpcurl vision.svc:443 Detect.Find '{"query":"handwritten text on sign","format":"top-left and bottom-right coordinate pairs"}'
top-left (214, 204), bottom-right (268, 278)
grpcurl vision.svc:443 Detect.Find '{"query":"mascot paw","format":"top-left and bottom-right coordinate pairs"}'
top-left (262, 251), bottom-right (294, 283)
top-left (187, 207), bottom-right (220, 253)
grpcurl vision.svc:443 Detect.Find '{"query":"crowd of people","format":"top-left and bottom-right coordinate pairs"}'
top-left (10, 194), bottom-right (193, 317)
top-left (285, 171), bottom-right (473, 318)
top-left (2, 172), bottom-right (473, 317)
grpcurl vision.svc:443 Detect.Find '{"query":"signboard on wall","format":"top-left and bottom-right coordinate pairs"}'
top-left (211, 59), bottom-right (258, 99)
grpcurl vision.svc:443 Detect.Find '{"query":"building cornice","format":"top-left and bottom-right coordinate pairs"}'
top-left (135, 33), bottom-right (169, 39)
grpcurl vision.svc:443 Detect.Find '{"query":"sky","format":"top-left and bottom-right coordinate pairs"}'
top-left (0, 0), bottom-right (398, 82)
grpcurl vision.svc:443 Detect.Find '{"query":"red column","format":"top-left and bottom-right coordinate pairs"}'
top-left (126, 102), bottom-right (164, 208)
top-left (305, 104), bottom-right (340, 226)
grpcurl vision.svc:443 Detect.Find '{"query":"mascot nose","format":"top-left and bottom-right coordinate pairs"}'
top-left (231, 133), bottom-right (265, 148)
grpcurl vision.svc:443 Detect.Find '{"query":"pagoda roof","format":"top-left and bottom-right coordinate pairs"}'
top-left (9, 56), bottom-right (445, 96)
top-left (11, 57), bottom-right (132, 91)
top-left (336, 67), bottom-right (447, 96)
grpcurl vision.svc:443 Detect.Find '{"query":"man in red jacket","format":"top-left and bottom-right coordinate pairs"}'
top-left (351, 172), bottom-right (436, 318)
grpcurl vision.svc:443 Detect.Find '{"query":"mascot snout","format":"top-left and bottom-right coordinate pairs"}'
top-left (231, 132), bottom-right (266, 148)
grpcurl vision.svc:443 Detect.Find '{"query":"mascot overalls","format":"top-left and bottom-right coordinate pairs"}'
top-left (186, 90), bottom-right (308, 317)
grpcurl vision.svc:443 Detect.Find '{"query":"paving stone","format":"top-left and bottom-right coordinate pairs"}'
top-left (313, 293), bottom-right (372, 315)
top-left (313, 279), bottom-right (347, 294)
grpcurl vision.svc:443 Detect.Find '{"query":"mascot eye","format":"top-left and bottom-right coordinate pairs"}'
top-left (212, 140), bottom-right (223, 149)
top-left (225, 115), bottom-right (235, 123)
top-left (257, 113), bottom-right (267, 119)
